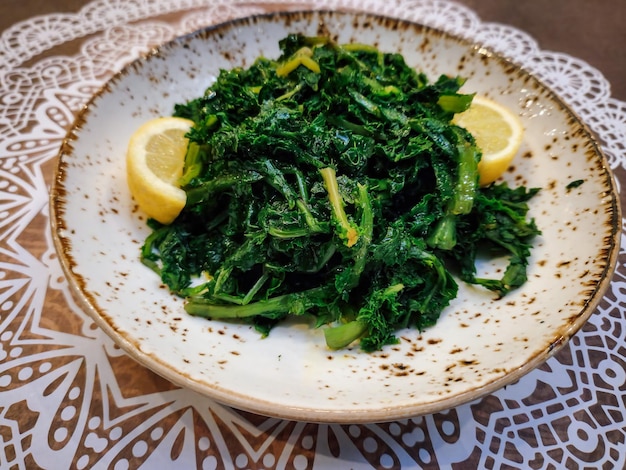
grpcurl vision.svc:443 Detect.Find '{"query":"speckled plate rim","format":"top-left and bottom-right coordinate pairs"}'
top-left (50, 9), bottom-right (621, 423)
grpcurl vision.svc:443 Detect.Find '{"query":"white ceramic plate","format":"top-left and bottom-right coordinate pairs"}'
top-left (51, 10), bottom-right (620, 423)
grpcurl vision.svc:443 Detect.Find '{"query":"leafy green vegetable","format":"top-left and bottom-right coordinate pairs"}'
top-left (140, 35), bottom-right (540, 352)
top-left (566, 179), bottom-right (584, 191)
top-left (450, 183), bottom-right (540, 296)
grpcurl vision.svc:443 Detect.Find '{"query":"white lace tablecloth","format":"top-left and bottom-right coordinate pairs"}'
top-left (1, 0), bottom-right (625, 468)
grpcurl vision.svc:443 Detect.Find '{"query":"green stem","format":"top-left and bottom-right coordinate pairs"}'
top-left (320, 167), bottom-right (359, 247)
top-left (450, 136), bottom-right (479, 215)
top-left (185, 286), bottom-right (330, 319)
top-left (185, 172), bottom-right (261, 206)
top-left (344, 183), bottom-right (373, 289)
top-left (427, 213), bottom-right (457, 251)
top-left (324, 320), bottom-right (368, 349)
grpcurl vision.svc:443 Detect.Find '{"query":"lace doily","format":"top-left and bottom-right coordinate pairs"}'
top-left (1, 0), bottom-right (624, 468)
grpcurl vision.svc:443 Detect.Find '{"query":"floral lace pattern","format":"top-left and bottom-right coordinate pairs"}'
top-left (0, 0), bottom-right (624, 468)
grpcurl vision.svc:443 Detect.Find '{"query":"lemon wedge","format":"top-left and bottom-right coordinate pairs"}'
top-left (453, 95), bottom-right (524, 186)
top-left (126, 116), bottom-right (193, 224)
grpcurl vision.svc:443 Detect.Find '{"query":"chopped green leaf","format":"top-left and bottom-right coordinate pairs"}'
top-left (566, 179), bottom-right (584, 190)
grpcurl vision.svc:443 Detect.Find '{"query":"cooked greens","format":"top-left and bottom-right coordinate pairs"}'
top-left (140, 35), bottom-right (540, 352)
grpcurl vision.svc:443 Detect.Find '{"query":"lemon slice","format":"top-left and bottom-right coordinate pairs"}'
top-left (126, 117), bottom-right (194, 224)
top-left (453, 95), bottom-right (524, 186)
